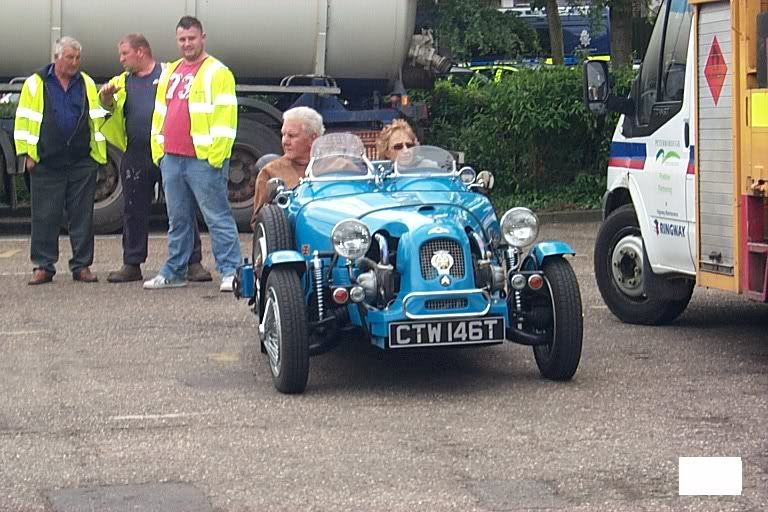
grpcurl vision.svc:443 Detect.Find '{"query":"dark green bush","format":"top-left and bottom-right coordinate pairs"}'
top-left (421, 66), bottom-right (634, 204)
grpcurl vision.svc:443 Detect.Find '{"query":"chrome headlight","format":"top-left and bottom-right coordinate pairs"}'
top-left (331, 219), bottom-right (371, 259)
top-left (500, 207), bottom-right (539, 247)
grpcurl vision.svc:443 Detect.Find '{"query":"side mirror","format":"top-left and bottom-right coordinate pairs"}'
top-left (472, 170), bottom-right (495, 194)
top-left (476, 171), bottom-right (496, 194)
top-left (266, 177), bottom-right (286, 203)
top-left (584, 60), bottom-right (610, 115)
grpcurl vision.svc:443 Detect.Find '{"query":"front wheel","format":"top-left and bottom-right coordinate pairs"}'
top-left (261, 269), bottom-right (309, 394)
top-left (533, 257), bottom-right (583, 381)
top-left (594, 204), bottom-right (693, 325)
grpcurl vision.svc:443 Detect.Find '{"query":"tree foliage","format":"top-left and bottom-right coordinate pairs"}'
top-left (421, 0), bottom-right (540, 61)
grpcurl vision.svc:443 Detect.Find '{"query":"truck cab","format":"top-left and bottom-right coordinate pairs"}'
top-left (585, 0), bottom-right (768, 324)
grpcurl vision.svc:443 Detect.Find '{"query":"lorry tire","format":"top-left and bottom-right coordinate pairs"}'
top-left (594, 204), bottom-right (691, 325)
top-left (92, 145), bottom-right (124, 234)
top-left (228, 119), bottom-right (282, 232)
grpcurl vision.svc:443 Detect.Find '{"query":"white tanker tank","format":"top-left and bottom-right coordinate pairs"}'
top-left (0, 0), bottom-right (442, 83)
top-left (0, 0), bottom-right (449, 233)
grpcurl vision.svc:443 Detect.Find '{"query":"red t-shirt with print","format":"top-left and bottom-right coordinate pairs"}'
top-left (162, 60), bottom-right (204, 157)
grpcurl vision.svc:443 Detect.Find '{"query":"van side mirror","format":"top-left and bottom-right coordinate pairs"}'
top-left (584, 60), bottom-right (610, 115)
top-left (583, 60), bottom-right (635, 117)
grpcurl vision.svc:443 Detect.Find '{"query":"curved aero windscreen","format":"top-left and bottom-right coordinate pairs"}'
top-left (394, 145), bottom-right (455, 176)
top-left (308, 133), bottom-right (370, 179)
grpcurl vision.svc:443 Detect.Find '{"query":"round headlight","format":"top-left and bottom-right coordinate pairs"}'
top-left (458, 166), bottom-right (476, 185)
top-left (500, 208), bottom-right (539, 247)
top-left (331, 219), bottom-right (371, 260)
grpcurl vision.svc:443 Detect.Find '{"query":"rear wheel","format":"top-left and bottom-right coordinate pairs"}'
top-left (533, 257), bottom-right (583, 381)
top-left (261, 269), bottom-right (309, 394)
top-left (92, 145), bottom-right (124, 234)
top-left (228, 119), bottom-right (282, 232)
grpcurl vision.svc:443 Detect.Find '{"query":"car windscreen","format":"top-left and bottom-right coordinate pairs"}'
top-left (307, 133), bottom-right (371, 179)
top-left (394, 145), bottom-right (455, 176)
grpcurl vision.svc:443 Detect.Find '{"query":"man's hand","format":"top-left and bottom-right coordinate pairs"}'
top-left (98, 82), bottom-right (120, 107)
top-left (25, 156), bottom-right (36, 171)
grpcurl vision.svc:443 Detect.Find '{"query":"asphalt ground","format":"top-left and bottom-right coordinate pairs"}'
top-left (0, 220), bottom-right (766, 511)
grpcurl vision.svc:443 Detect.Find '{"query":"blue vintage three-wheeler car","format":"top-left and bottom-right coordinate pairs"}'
top-left (235, 133), bottom-right (583, 393)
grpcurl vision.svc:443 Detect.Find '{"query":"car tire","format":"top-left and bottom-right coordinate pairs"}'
top-left (533, 257), bottom-right (583, 381)
top-left (261, 268), bottom-right (310, 394)
top-left (252, 204), bottom-right (294, 312)
top-left (594, 204), bottom-right (692, 325)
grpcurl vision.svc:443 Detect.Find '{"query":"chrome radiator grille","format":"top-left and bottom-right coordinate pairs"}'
top-left (419, 238), bottom-right (465, 279)
top-left (425, 298), bottom-right (468, 310)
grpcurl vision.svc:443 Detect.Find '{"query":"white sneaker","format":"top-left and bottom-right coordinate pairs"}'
top-left (143, 274), bottom-right (188, 290)
top-left (220, 275), bottom-right (235, 292)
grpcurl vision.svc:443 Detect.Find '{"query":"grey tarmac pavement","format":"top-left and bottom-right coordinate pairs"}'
top-left (0, 221), bottom-right (766, 512)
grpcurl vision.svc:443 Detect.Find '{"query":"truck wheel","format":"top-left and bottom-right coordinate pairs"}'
top-left (229, 119), bottom-right (282, 232)
top-left (261, 268), bottom-right (310, 394)
top-left (93, 145), bottom-right (124, 234)
top-left (594, 204), bottom-right (689, 325)
top-left (533, 257), bottom-right (583, 381)
top-left (657, 278), bottom-right (695, 324)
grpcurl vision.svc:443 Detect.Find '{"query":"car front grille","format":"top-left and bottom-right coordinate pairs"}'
top-left (419, 238), bottom-right (465, 280)
top-left (425, 298), bottom-right (468, 310)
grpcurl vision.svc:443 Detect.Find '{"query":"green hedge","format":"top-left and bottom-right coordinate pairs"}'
top-left (420, 66), bottom-right (634, 208)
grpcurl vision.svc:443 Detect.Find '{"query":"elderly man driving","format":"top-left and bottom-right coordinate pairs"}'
top-left (250, 106), bottom-right (325, 229)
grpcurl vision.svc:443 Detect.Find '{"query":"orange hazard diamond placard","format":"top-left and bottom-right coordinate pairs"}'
top-left (704, 36), bottom-right (727, 106)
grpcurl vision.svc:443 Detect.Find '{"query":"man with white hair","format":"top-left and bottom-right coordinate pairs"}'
top-left (250, 106), bottom-right (325, 229)
top-left (14, 36), bottom-right (108, 285)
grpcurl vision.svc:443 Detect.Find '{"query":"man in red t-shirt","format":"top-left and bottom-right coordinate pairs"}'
top-left (143, 16), bottom-right (241, 292)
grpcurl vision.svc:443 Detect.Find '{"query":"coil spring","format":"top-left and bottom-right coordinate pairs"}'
top-left (312, 251), bottom-right (324, 320)
top-left (504, 247), bottom-right (519, 272)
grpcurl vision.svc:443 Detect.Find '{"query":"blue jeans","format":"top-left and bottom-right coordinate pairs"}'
top-left (159, 155), bottom-right (241, 280)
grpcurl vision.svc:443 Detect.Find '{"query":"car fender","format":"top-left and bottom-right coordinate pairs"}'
top-left (524, 241), bottom-right (576, 269)
top-left (263, 250), bottom-right (307, 276)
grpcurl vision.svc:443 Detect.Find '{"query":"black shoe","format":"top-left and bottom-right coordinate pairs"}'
top-left (187, 262), bottom-right (213, 282)
top-left (107, 264), bottom-right (142, 283)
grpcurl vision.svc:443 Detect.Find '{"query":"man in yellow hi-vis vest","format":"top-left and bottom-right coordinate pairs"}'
top-left (14, 36), bottom-right (107, 285)
top-left (99, 33), bottom-right (211, 284)
top-left (143, 16), bottom-right (242, 292)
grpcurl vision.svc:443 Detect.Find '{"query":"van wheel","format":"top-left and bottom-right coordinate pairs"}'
top-left (594, 204), bottom-right (691, 325)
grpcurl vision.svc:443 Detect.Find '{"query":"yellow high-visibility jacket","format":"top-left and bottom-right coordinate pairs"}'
top-left (100, 71), bottom-right (129, 152)
top-left (150, 56), bottom-right (238, 169)
top-left (14, 71), bottom-right (108, 164)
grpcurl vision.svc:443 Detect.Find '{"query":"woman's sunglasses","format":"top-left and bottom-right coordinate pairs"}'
top-left (391, 142), bottom-right (415, 150)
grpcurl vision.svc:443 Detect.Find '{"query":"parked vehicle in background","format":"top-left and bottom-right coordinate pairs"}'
top-left (236, 133), bottom-right (583, 394)
top-left (585, 0), bottom-right (768, 325)
top-left (0, 0), bottom-right (450, 232)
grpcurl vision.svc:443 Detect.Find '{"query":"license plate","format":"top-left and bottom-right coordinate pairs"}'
top-left (388, 317), bottom-right (505, 348)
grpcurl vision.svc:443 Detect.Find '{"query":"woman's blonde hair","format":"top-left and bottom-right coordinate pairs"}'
top-left (376, 119), bottom-right (418, 158)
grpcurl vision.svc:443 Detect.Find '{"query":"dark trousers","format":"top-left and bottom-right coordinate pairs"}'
top-left (121, 146), bottom-right (202, 265)
top-left (30, 157), bottom-right (97, 274)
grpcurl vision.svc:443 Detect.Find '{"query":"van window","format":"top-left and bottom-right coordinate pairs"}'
top-left (632, 0), bottom-right (692, 130)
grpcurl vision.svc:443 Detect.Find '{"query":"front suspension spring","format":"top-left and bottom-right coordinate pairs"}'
top-left (312, 251), bottom-right (324, 321)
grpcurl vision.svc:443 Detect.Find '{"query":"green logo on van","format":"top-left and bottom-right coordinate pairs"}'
top-left (655, 149), bottom-right (680, 164)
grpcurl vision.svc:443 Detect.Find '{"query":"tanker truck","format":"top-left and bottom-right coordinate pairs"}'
top-left (0, 0), bottom-right (449, 232)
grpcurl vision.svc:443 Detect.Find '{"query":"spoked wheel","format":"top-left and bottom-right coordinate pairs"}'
top-left (533, 257), bottom-right (583, 381)
top-left (252, 204), bottom-right (294, 313)
top-left (261, 269), bottom-right (309, 394)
